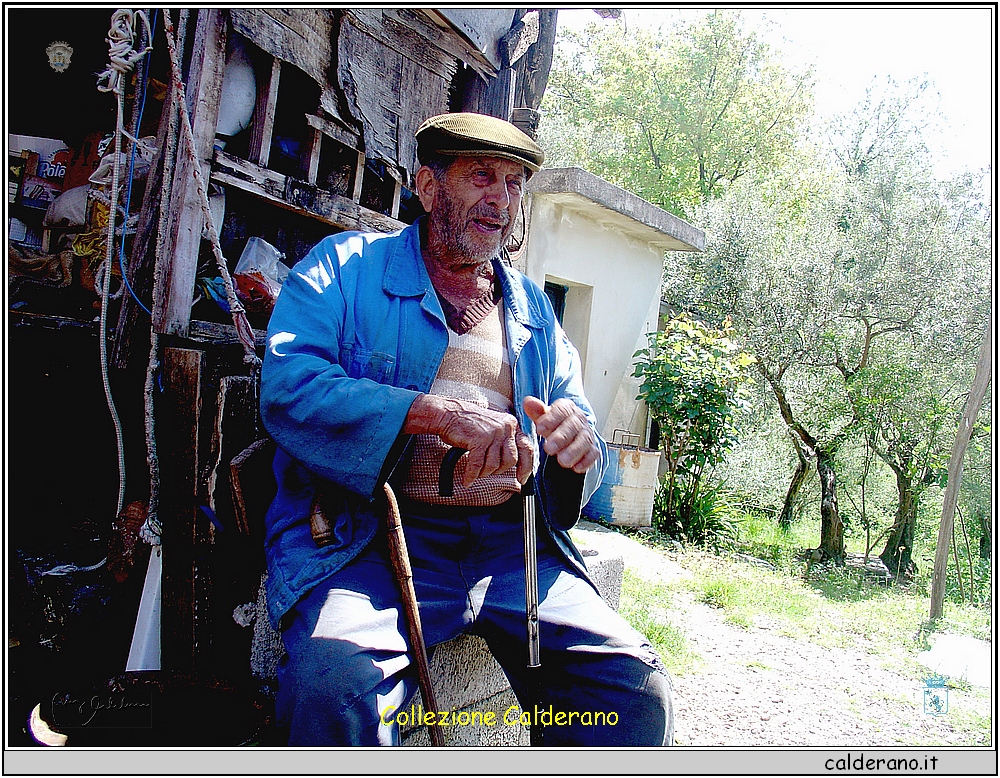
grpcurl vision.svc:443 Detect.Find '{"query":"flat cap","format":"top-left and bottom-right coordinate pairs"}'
top-left (416, 112), bottom-right (544, 173)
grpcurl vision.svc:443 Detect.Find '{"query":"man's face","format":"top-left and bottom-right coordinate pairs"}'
top-left (421, 156), bottom-right (526, 264)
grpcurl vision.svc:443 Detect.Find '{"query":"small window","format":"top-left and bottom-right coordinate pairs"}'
top-left (544, 281), bottom-right (568, 324)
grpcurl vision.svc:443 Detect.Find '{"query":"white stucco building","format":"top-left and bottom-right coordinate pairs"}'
top-left (521, 167), bottom-right (705, 446)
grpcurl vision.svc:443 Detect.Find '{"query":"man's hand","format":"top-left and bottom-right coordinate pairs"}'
top-left (405, 394), bottom-right (534, 486)
top-left (523, 396), bottom-right (600, 474)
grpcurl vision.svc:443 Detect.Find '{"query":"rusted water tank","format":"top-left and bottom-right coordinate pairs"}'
top-left (582, 432), bottom-right (661, 528)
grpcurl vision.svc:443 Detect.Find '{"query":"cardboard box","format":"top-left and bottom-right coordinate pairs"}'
top-left (9, 153), bottom-right (26, 204)
top-left (8, 134), bottom-right (69, 210)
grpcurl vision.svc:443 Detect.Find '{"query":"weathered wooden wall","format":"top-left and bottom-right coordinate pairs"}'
top-left (230, 8), bottom-right (478, 189)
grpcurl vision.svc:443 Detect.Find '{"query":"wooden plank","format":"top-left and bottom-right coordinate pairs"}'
top-left (211, 169), bottom-right (288, 209)
top-left (305, 126), bottom-right (322, 184)
top-left (411, 9), bottom-right (500, 76)
top-left (514, 9), bottom-right (558, 111)
top-left (230, 9), bottom-right (334, 86)
top-left (248, 56), bottom-right (280, 167)
top-left (500, 10), bottom-right (539, 69)
top-left (462, 67), bottom-right (515, 120)
top-left (215, 148), bottom-right (286, 187)
top-left (112, 74), bottom-right (176, 368)
top-left (398, 55), bottom-right (449, 178)
top-left (189, 319), bottom-right (267, 348)
top-left (339, 17), bottom-right (402, 169)
top-left (347, 8), bottom-right (462, 81)
top-left (160, 347), bottom-right (206, 671)
top-left (285, 178), bottom-right (405, 233)
top-left (155, 9), bottom-right (227, 338)
top-left (337, 15), bottom-right (453, 182)
top-left (211, 151), bottom-right (405, 233)
top-left (390, 179), bottom-right (402, 220)
top-left (305, 113), bottom-right (362, 151)
top-left (351, 150), bottom-right (365, 203)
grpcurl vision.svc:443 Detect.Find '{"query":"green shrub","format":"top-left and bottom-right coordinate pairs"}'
top-left (652, 477), bottom-right (739, 551)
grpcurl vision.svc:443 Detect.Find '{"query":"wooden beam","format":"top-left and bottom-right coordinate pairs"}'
top-left (514, 9), bottom-right (558, 111)
top-left (390, 179), bottom-right (402, 220)
top-left (111, 72), bottom-right (176, 368)
top-left (500, 10), bottom-right (539, 69)
top-left (230, 9), bottom-right (335, 88)
top-left (155, 9), bottom-right (228, 338)
top-left (210, 151), bottom-right (405, 233)
top-left (189, 319), bottom-right (267, 348)
top-left (461, 67), bottom-right (515, 120)
top-left (305, 112), bottom-right (362, 152)
top-left (159, 347), bottom-right (208, 671)
top-left (305, 126), bottom-right (322, 185)
top-left (286, 177), bottom-right (404, 233)
top-left (351, 150), bottom-right (366, 203)
top-left (249, 55), bottom-right (280, 167)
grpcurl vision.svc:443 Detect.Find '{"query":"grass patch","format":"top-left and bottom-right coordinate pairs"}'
top-left (944, 705), bottom-right (993, 747)
top-left (618, 569), bottom-right (702, 676)
top-left (658, 542), bottom-right (990, 671)
top-left (734, 510), bottom-right (816, 573)
top-left (598, 505), bottom-right (992, 745)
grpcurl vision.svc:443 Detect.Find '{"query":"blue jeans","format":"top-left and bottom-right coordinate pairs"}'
top-left (276, 497), bottom-right (674, 746)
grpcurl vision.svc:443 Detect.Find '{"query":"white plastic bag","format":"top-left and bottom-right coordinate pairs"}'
top-left (233, 237), bottom-right (291, 314)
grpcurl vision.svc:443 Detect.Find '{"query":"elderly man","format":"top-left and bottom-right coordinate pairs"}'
top-left (260, 112), bottom-right (673, 746)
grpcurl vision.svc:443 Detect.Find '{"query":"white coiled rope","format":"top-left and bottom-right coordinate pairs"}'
top-left (97, 8), bottom-right (152, 520)
top-left (96, 10), bottom-right (153, 98)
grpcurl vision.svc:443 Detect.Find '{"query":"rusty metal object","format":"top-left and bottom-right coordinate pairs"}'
top-left (308, 493), bottom-right (335, 547)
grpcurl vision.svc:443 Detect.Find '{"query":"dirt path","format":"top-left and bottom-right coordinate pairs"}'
top-left (571, 521), bottom-right (990, 747)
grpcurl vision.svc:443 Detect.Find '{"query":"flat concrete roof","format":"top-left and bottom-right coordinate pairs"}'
top-left (528, 167), bottom-right (705, 253)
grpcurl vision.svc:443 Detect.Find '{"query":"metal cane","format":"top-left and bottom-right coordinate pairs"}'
top-left (521, 473), bottom-right (541, 669)
top-left (440, 447), bottom-right (543, 744)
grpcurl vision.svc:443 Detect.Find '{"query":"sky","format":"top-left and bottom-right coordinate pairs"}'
top-left (557, 6), bottom-right (995, 182)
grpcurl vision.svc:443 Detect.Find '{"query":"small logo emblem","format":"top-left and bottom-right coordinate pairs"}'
top-left (923, 675), bottom-right (949, 715)
top-left (46, 41), bottom-right (73, 73)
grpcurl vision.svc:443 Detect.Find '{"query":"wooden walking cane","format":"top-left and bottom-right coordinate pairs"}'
top-left (309, 482), bottom-right (445, 746)
top-left (382, 482), bottom-right (446, 747)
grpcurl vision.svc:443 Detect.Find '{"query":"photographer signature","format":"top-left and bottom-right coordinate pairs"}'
top-left (51, 693), bottom-right (150, 726)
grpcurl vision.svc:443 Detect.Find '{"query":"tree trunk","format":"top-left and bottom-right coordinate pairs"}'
top-left (978, 511), bottom-right (991, 561)
top-left (880, 469), bottom-right (918, 580)
top-left (778, 431), bottom-right (811, 528)
top-left (815, 447), bottom-right (845, 563)
top-left (930, 321), bottom-right (992, 620)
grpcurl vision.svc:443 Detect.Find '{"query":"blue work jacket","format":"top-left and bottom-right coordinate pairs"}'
top-left (260, 219), bottom-right (608, 628)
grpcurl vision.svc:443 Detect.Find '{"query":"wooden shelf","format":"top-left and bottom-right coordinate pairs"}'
top-left (188, 319), bottom-right (267, 348)
top-left (10, 311), bottom-right (99, 331)
top-left (211, 150), bottom-right (405, 234)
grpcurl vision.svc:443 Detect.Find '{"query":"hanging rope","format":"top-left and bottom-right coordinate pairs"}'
top-left (161, 8), bottom-right (259, 366)
top-left (139, 10), bottom-right (186, 547)
top-left (96, 10), bottom-right (153, 105)
top-left (96, 8), bottom-right (153, 520)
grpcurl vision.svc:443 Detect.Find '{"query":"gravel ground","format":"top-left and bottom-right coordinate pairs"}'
top-left (572, 521), bottom-right (992, 748)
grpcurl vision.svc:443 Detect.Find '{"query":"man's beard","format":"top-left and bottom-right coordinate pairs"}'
top-left (429, 187), bottom-right (513, 264)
